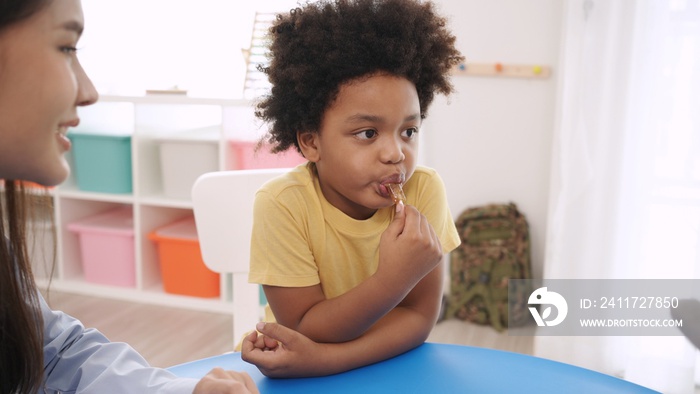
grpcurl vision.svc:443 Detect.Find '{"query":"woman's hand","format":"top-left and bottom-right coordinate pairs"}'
top-left (193, 368), bottom-right (259, 394)
top-left (241, 322), bottom-right (329, 378)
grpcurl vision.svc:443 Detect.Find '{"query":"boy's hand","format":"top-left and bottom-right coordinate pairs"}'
top-left (377, 202), bottom-right (443, 291)
top-left (241, 322), bottom-right (329, 378)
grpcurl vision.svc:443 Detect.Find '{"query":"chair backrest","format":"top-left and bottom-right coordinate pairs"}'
top-left (191, 168), bottom-right (288, 342)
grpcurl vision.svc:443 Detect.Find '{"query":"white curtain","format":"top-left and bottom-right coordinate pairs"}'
top-left (535, 1), bottom-right (700, 393)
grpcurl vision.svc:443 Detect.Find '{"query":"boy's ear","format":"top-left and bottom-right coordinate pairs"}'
top-left (297, 131), bottom-right (320, 162)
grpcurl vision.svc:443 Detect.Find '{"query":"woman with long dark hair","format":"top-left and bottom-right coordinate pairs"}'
top-left (0, 1), bottom-right (260, 392)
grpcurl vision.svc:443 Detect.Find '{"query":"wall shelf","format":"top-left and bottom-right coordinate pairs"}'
top-left (33, 96), bottom-right (275, 314)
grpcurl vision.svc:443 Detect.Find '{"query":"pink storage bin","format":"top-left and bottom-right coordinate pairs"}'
top-left (67, 207), bottom-right (135, 287)
top-left (227, 140), bottom-right (306, 170)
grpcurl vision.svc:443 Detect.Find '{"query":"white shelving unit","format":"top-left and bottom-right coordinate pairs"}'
top-left (36, 95), bottom-right (268, 313)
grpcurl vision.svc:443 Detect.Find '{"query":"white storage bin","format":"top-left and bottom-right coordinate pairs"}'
top-left (158, 127), bottom-right (220, 200)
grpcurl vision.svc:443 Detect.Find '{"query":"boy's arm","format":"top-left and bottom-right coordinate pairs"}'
top-left (263, 256), bottom-right (443, 344)
top-left (264, 204), bottom-right (444, 344)
top-left (243, 261), bottom-right (444, 377)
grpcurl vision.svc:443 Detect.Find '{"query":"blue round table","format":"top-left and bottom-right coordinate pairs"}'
top-left (168, 342), bottom-right (658, 393)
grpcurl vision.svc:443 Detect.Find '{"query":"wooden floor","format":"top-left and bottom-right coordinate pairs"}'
top-left (42, 290), bottom-right (235, 368)
top-left (43, 290), bottom-right (534, 368)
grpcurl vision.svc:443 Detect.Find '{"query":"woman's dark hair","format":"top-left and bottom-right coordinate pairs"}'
top-left (1, 1), bottom-right (53, 393)
top-left (0, 0), bottom-right (48, 30)
top-left (257, 0), bottom-right (464, 153)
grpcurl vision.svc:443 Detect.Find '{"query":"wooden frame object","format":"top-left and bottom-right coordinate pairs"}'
top-left (451, 62), bottom-right (551, 79)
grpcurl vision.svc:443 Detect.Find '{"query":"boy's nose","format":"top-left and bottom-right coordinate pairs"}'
top-left (380, 135), bottom-right (405, 164)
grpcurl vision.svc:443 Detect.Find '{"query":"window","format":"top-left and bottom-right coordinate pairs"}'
top-left (79, 0), bottom-right (306, 98)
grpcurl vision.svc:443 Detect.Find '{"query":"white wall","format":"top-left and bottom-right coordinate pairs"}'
top-left (79, 0), bottom-right (563, 279)
top-left (423, 0), bottom-right (563, 279)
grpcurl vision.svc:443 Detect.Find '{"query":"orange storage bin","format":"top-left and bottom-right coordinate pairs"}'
top-left (149, 217), bottom-right (220, 298)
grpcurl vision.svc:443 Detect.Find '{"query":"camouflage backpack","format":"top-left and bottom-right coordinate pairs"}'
top-left (445, 203), bottom-right (532, 331)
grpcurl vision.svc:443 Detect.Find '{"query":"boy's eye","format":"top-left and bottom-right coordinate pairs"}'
top-left (356, 129), bottom-right (378, 140)
top-left (402, 127), bottom-right (419, 139)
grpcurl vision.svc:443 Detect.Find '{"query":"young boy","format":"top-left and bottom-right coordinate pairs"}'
top-left (244, 0), bottom-right (463, 377)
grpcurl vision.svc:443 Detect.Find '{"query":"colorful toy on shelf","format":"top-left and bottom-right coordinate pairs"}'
top-left (451, 62), bottom-right (551, 79)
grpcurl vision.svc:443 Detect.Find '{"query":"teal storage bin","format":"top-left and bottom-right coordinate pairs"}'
top-left (68, 131), bottom-right (133, 194)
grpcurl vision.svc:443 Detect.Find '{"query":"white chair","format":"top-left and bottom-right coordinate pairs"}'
top-left (191, 168), bottom-right (288, 342)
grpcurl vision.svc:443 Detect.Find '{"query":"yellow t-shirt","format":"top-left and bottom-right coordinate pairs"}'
top-left (248, 163), bottom-right (461, 301)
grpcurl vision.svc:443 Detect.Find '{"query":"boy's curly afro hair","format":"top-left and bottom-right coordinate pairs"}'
top-left (257, 0), bottom-right (464, 153)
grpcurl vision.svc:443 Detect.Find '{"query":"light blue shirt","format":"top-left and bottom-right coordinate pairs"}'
top-left (40, 294), bottom-right (198, 393)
